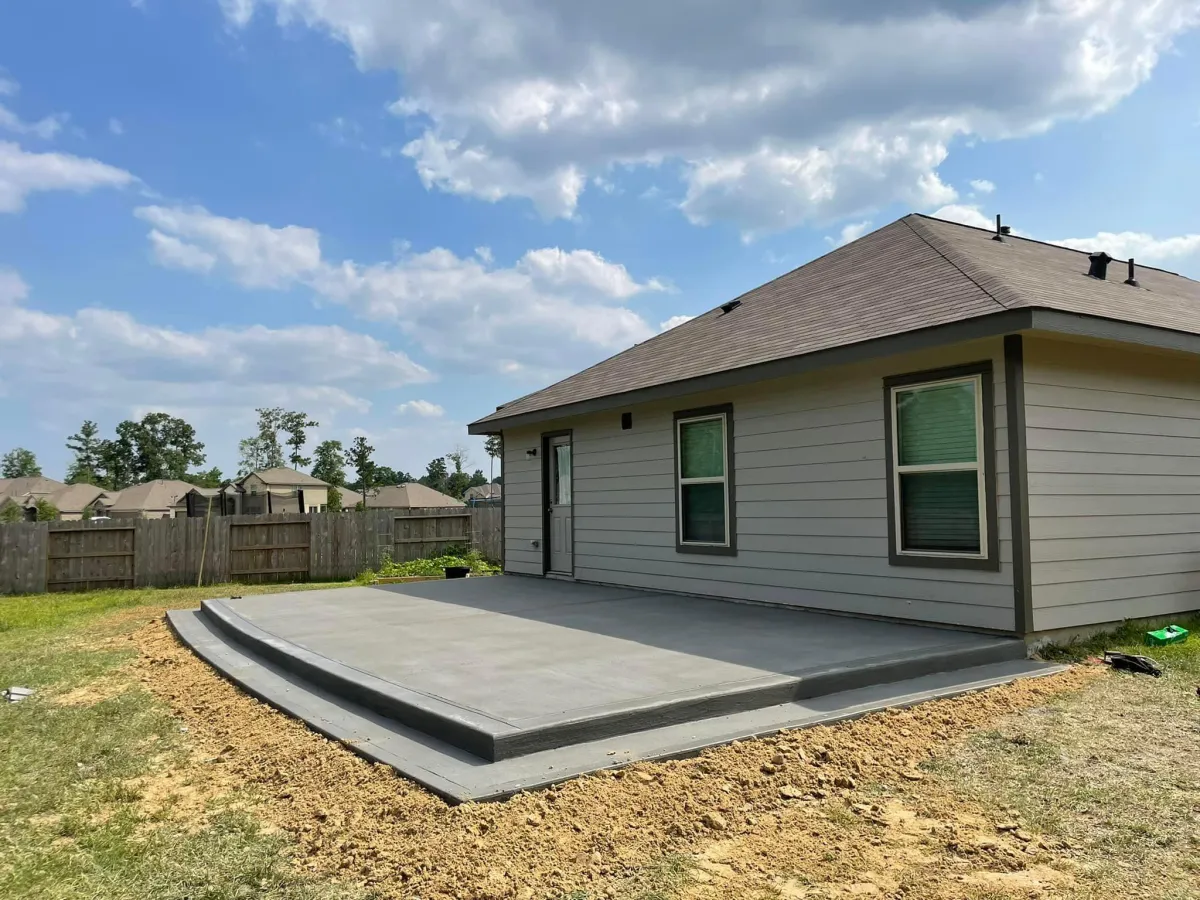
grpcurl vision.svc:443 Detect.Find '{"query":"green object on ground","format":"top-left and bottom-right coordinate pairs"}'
top-left (1145, 625), bottom-right (1189, 646)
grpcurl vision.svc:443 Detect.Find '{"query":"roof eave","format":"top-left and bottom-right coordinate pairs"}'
top-left (468, 308), bottom-right (1033, 434)
top-left (469, 308), bottom-right (1200, 434)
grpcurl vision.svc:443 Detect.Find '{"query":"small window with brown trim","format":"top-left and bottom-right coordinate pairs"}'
top-left (883, 362), bottom-right (998, 571)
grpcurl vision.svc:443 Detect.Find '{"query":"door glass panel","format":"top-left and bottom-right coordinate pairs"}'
top-left (554, 443), bottom-right (572, 505)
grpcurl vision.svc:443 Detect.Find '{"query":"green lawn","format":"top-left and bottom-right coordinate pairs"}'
top-left (0, 582), bottom-right (365, 900)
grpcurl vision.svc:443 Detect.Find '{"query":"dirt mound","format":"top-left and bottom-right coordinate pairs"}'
top-left (132, 619), bottom-right (1097, 899)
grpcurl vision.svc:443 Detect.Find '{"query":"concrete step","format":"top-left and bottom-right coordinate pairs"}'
top-left (167, 605), bottom-right (1065, 804)
top-left (196, 598), bottom-right (1027, 762)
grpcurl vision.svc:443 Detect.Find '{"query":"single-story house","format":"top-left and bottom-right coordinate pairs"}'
top-left (46, 483), bottom-right (109, 520)
top-left (237, 467), bottom-right (331, 514)
top-left (470, 213), bottom-right (1200, 639)
top-left (103, 480), bottom-right (195, 519)
top-left (0, 478), bottom-right (108, 521)
top-left (464, 483), bottom-right (501, 505)
top-left (363, 483), bottom-right (464, 509)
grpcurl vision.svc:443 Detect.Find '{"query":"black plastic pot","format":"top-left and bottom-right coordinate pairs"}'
top-left (444, 566), bottom-right (471, 579)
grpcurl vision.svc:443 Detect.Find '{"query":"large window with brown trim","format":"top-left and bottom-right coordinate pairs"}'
top-left (884, 363), bottom-right (998, 571)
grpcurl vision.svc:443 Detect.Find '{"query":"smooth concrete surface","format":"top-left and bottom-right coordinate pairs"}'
top-left (183, 577), bottom-right (1025, 761)
top-left (168, 606), bottom-right (1065, 803)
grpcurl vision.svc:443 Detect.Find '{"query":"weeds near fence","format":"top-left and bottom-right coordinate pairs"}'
top-left (367, 550), bottom-right (500, 580)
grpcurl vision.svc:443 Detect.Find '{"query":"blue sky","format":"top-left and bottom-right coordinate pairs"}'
top-left (2, 0), bottom-right (1199, 482)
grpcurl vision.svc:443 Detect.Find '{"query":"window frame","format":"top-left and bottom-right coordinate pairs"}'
top-left (882, 361), bottom-right (999, 572)
top-left (674, 403), bottom-right (737, 556)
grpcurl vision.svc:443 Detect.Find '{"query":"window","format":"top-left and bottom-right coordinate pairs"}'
top-left (884, 363), bottom-right (997, 570)
top-left (675, 405), bottom-right (735, 554)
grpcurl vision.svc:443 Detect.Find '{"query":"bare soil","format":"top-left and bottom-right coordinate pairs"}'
top-left (129, 617), bottom-right (1104, 899)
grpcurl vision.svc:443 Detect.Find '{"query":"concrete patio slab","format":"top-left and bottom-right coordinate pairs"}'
top-left (166, 577), bottom-right (1063, 801)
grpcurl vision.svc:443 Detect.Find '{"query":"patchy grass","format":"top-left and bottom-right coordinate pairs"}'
top-left (0, 581), bottom-right (355, 633)
top-left (0, 582), bottom-right (363, 900)
top-left (929, 618), bottom-right (1200, 900)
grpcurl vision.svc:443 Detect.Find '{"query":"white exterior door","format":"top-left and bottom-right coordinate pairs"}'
top-left (547, 435), bottom-right (573, 574)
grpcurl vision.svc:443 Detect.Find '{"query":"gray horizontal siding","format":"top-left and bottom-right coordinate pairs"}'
top-left (502, 426), bottom-right (543, 575)
top-left (505, 338), bottom-right (1013, 630)
top-left (1026, 337), bottom-right (1200, 629)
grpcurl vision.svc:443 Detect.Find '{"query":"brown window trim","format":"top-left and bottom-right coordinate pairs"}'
top-left (882, 361), bottom-right (1000, 572)
top-left (673, 403), bottom-right (737, 557)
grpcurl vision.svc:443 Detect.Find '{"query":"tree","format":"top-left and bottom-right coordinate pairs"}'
top-left (66, 421), bottom-right (103, 484)
top-left (326, 485), bottom-right (343, 511)
top-left (0, 500), bottom-right (23, 523)
top-left (281, 411), bottom-right (320, 469)
top-left (239, 408), bottom-right (286, 475)
top-left (113, 413), bottom-right (206, 482)
top-left (34, 498), bottom-right (58, 521)
top-left (443, 444), bottom-right (474, 499)
top-left (418, 457), bottom-right (449, 494)
top-left (345, 436), bottom-right (376, 508)
top-left (467, 469), bottom-right (488, 489)
top-left (311, 440), bottom-right (346, 487)
top-left (484, 434), bottom-right (502, 486)
top-left (98, 433), bottom-right (136, 490)
top-left (1, 447), bottom-right (40, 478)
top-left (183, 467), bottom-right (224, 488)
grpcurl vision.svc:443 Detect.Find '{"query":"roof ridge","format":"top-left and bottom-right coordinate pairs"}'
top-left (910, 213), bottom-right (1195, 281)
top-left (904, 215), bottom-right (1023, 311)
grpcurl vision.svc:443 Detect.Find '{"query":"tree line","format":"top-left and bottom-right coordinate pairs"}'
top-left (1, 409), bottom-right (503, 510)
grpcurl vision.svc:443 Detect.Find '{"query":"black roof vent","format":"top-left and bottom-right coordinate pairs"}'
top-left (1124, 258), bottom-right (1140, 287)
top-left (992, 214), bottom-right (1010, 242)
top-left (1087, 251), bottom-right (1113, 280)
top-left (719, 299), bottom-right (742, 315)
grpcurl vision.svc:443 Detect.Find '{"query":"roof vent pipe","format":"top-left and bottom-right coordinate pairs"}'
top-left (1124, 258), bottom-right (1139, 287)
top-left (719, 299), bottom-right (742, 314)
top-left (1087, 252), bottom-right (1113, 280)
top-left (992, 214), bottom-right (1004, 242)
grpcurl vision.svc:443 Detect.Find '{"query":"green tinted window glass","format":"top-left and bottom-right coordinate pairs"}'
top-left (680, 418), bottom-right (724, 479)
top-left (896, 380), bottom-right (977, 466)
top-left (899, 471), bottom-right (980, 552)
top-left (681, 483), bottom-right (726, 544)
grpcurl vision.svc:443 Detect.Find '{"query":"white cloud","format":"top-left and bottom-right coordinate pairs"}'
top-left (138, 204), bottom-right (664, 374)
top-left (135, 205), bottom-right (322, 288)
top-left (0, 76), bottom-right (67, 140)
top-left (0, 267), bottom-right (430, 421)
top-left (659, 314), bottom-right (694, 332)
top-left (0, 77), bottom-right (16, 97)
top-left (222, 0), bottom-right (1200, 233)
top-left (1050, 231), bottom-right (1200, 263)
top-left (109, 118), bottom-right (125, 136)
top-left (147, 229), bottom-right (217, 273)
top-left (970, 178), bottom-right (996, 194)
top-left (825, 220), bottom-right (872, 248)
top-left (0, 141), bottom-right (134, 212)
top-left (929, 203), bottom-right (995, 230)
top-left (397, 399), bottom-right (445, 417)
top-left (516, 247), bottom-right (664, 298)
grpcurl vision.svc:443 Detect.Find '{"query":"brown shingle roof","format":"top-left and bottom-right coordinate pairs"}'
top-left (106, 480), bottom-right (194, 512)
top-left (46, 483), bottom-right (107, 514)
top-left (364, 483), bottom-right (464, 509)
top-left (0, 476), bottom-right (66, 498)
top-left (471, 214), bottom-right (1200, 428)
top-left (239, 467), bottom-right (331, 488)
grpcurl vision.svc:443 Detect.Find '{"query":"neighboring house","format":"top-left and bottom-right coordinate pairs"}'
top-left (470, 213), bottom-right (1200, 639)
top-left (46, 483), bottom-right (109, 520)
top-left (237, 467), bottom-right (331, 514)
top-left (464, 484), bottom-right (501, 505)
top-left (0, 477), bottom-right (107, 521)
top-left (363, 483), bottom-right (465, 509)
top-left (104, 480), bottom-right (195, 519)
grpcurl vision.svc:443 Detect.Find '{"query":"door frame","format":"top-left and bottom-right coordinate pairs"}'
top-left (540, 428), bottom-right (574, 576)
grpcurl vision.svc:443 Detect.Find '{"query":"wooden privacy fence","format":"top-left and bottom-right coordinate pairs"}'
top-left (0, 506), bottom-right (502, 595)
